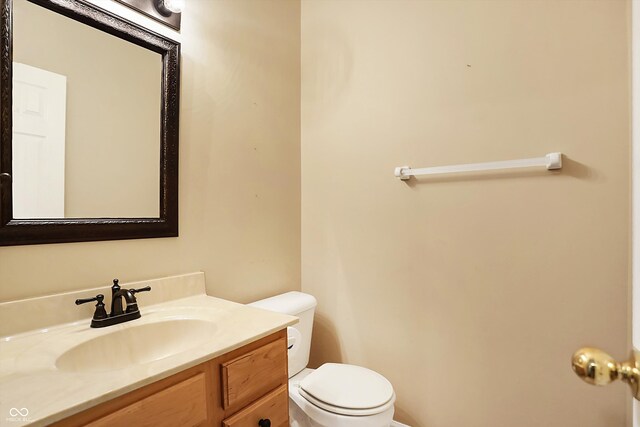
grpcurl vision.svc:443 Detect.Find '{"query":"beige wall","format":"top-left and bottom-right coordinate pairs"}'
top-left (2, 0), bottom-right (632, 425)
top-left (0, 0), bottom-right (301, 303)
top-left (13, 0), bottom-right (161, 218)
top-left (301, 1), bottom-right (630, 426)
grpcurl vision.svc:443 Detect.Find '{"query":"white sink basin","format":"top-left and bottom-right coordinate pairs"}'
top-left (56, 318), bottom-right (217, 373)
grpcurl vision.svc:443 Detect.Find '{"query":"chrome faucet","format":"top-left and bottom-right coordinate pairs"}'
top-left (76, 279), bottom-right (151, 328)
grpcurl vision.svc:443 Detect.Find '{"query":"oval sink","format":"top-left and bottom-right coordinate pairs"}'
top-left (56, 319), bottom-right (217, 373)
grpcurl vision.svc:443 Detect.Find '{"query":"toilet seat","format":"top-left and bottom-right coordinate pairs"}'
top-left (298, 363), bottom-right (395, 416)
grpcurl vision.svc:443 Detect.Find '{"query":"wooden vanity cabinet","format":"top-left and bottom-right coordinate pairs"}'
top-left (52, 330), bottom-right (289, 427)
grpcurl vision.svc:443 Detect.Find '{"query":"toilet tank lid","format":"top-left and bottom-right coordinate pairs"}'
top-left (248, 291), bottom-right (317, 315)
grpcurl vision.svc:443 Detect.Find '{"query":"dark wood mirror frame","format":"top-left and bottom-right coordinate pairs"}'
top-left (0, 0), bottom-right (179, 246)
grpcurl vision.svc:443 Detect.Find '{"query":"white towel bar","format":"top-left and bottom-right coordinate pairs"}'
top-left (394, 152), bottom-right (562, 180)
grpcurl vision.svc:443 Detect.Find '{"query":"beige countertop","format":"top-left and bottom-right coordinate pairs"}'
top-left (0, 274), bottom-right (297, 426)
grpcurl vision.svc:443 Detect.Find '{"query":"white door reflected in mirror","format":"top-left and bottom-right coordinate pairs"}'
top-left (13, 62), bottom-right (66, 219)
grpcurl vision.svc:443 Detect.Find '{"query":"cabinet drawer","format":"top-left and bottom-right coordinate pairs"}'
top-left (85, 373), bottom-right (208, 427)
top-left (222, 384), bottom-right (288, 427)
top-left (222, 337), bottom-right (287, 410)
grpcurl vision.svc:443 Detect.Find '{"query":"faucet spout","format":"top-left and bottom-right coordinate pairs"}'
top-left (110, 289), bottom-right (138, 316)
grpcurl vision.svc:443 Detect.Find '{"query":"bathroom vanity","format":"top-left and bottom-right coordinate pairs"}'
top-left (0, 273), bottom-right (297, 426)
top-left (53, 330), bottom-right (289, 427)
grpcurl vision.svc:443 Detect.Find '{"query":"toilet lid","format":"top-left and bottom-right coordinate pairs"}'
top-left (299, 363), bottom-right (395, 416)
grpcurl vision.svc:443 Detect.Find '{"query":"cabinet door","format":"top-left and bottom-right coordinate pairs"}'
top-left (222, 385), bottom-right (289, 427)
top-left (222, 337), bottom-right (288, 410)
top-left (85, 373), bottom-right (208, 427)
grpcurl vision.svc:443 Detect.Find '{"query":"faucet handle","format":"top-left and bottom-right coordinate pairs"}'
top-left (75, 294), bottom-right (108, 320)
top-left (131, 286), bottom-right (151, 295)
top-left (122, 287), bottom-right (150, 314)
top-left (75, 294), bottom-right (104, 305)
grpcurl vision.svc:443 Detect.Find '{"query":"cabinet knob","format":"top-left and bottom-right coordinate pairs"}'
top-left (258, 419), bottom-right (271, 427)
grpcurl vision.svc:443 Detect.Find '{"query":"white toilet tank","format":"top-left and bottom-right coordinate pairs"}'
top-left (248, 291), bottom-right (317, 378)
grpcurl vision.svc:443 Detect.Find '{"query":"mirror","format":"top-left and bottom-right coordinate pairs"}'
top-left (13, 0), bottom-right (162, 219)
top-left (0, 0), bottom-right (180, 245)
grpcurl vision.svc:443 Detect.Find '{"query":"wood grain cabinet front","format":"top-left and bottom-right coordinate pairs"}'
top-left (222, 385), bottom-right (289, 427)
top-left (222, 337), bottom-right (288, 411)
top-left (85, 373), bottom-right (209, 427)
top-left (52, 329), bottom-right (289, 427)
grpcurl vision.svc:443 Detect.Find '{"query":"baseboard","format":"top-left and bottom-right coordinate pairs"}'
top-left (391, 421), bottom-right (411, 427)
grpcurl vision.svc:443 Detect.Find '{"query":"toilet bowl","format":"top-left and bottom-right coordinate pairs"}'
top-left (249, 292), bottom-right (396, 427)
top-left (289, 367), bottom-right (395, 427)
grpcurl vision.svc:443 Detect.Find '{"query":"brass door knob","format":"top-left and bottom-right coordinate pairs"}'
top-left (571, 347), bottom-right (640, 399)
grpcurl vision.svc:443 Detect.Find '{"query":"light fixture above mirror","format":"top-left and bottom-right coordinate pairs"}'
top-left (156, 0), bottom-right (184, 15)
top-left (114, 0), bottom-right (182, 31)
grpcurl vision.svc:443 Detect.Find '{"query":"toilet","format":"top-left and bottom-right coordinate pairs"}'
top-left (249, 292), bottom-right (396, 427)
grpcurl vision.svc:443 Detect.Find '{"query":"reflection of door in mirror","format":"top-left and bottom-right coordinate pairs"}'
top-left (12, 0), bottom-right (162, 219)
top-left (13, 62), bottom-right (67, 219)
